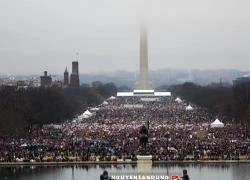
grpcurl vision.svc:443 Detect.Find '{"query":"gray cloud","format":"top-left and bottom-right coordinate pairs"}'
top-left (0, 0), bottom-right (250, 74)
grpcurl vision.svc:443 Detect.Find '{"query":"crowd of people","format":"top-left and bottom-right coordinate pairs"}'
top-left (0, 95), bottom-right (250, 162)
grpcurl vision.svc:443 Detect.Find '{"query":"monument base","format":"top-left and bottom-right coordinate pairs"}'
top-left (117, 90), bottom-right (171, 97)
top-left (137, 155), bottom-right (152, 160)
top-left (137, 155), bottom-right (153, 175)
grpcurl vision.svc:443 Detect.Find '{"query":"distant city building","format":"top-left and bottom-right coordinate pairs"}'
top-left (0, 76), bottom-right (40, 88)
top-left (70, 74), bottom-right (80, 88)
top-left (40, 71), bottom-right (52, 88)
top-left (31, 77), bottom-right (41, 87)
top-left (72, 61), bottom-right (79, 75)
top-left (70, 61), bottom-right (80, 88)
top-left (16, 80), bottom-right (29, 90)
top-left (17, 80), bottom-right (26, 87)
top-left (63, 67), bottom-right (69, 87)
top-left (52, 80), bottom-right (63, 88)
top-left (0, 79), bottom-right (16, 86)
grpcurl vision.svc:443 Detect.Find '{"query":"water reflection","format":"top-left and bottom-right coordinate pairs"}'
top-left (0, 163), bottom-right (250, 180)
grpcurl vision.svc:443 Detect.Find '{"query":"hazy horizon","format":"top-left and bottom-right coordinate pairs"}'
top-left (1, 68), bottom-right (249, 78)
top-left (1, 0), bottom-right (250, 74)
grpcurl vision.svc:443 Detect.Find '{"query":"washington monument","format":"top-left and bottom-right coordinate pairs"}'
top-left (137, 25), bottom-right (152, 90)
top-left (117, 25), bottom-right (171, 97)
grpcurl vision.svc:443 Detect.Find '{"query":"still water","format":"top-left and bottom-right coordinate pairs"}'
top-left (0, 163), bottom-right (250, 180)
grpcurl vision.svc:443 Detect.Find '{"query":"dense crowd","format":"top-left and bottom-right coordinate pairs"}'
top-left (0, 96), bottom-right (249, 162)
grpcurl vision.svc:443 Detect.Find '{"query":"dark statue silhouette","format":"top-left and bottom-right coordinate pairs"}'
top-left (139, 124), bottom-right (149, 154)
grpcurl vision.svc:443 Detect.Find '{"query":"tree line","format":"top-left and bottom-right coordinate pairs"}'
top-left (166, 82), bottom-right (250, 128)
top-left (0, 82), bottom-right (118, 136)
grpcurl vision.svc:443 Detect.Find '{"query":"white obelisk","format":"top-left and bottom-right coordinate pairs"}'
top-left (138, 25), bottom-right (151, 90)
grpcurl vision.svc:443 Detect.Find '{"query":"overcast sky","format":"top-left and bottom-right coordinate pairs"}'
top-left (0, 0), bottom-right (250, 75)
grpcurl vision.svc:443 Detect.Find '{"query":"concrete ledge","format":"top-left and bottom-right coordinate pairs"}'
top-left (136, 155), bottom-right (153, 161)
top-left (0, 160), bottom-right (250, 166)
